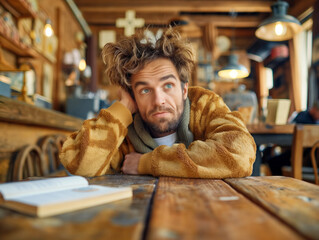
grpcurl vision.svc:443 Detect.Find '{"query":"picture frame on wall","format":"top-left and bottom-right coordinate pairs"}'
top-left (0, 66), bottom-right (36, 96)
top-left (18, 19), bottom-right (33, 47)
top-left (43, 62), bottom-right (53, 100)
top-left (43, 34), bottom-right (58, 62)
top-left (32, 18), bottom-right (44, 52)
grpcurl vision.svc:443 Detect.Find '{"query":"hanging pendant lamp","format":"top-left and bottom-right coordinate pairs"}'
top-left (255, 0), bottom-right (302, 41)
top-left (218, 54), bottom-right (249, 80)
top-left (44, 19), bottom-right (54, 37)
top-left (218, 11), bottom-right (249, 80)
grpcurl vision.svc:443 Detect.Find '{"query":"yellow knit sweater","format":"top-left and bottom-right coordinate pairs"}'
top-left (60, 86), bottom-right (256, 178)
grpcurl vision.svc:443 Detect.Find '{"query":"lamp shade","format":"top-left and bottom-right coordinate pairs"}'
top-left (255, 1), bottom-right (302, 41)
top-left (218, 54), bottom-right (249, 79)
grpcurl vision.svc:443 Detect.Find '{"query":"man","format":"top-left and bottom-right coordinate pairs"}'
top-left (60, 28), bottom-right (256, 178)
top-left (266, 100), bottom-right (319, 175)
top-left (290, 100), bottom-right (319, 124)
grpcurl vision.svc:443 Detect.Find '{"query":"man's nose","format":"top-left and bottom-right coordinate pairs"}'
top-left (154, 89), bottom-right (165, 106)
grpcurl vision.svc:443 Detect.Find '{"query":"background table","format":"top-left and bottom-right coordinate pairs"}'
top-left (0, 175), bottom-right (318, 240)
top-left (247, 124), bottom-right (295, 176)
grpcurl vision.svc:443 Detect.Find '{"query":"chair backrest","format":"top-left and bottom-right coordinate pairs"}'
top-left (12, 134), bottom-right (67, 181)
top-left (13, 144), bottom-right (46, 181)
top-left (39, 135), bottom-right (66, 173)
top-left (291, 124), bottom-right (319, 180)
top-left (311, 141), bottom-right (319, 185)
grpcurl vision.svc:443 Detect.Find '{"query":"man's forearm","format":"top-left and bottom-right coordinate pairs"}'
top-left (60, 102), bottom-right (133, 176)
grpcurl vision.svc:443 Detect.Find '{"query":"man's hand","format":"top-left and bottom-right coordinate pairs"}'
top-left (122, 152), bottom-right (142, 175)
top-left (119, 88), bottom-right (137, 114)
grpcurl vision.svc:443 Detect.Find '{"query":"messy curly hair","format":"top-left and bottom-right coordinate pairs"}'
top-left (101, 27), bottom-right (195, 91)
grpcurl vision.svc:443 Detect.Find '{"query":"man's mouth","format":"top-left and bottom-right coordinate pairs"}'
top-left (152, 111), bottom-right (170, 118)
top-left (149, 107), bottom-right (173, 118)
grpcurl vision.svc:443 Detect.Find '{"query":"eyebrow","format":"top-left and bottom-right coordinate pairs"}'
top-left (133, 74), bottom-right (177, 88)
top-left (160, 74), bottom-right (177, 81)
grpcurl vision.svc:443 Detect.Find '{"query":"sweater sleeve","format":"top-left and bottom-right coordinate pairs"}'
top-left (138, 87), bottom-right (256, 178)
top-left (60, 101), bottom-right (133, 177)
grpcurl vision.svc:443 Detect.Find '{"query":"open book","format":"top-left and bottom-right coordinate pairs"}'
top-left (0, 176), bottom-right (132, 217)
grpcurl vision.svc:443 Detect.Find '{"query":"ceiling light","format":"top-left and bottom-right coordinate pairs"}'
top-left (218, 54), bottom-right (249, 80)
top-left (255, 0), bottom-right (302, 41)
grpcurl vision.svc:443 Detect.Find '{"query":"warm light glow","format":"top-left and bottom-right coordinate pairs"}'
top-left (44, 23), bottom-right (54, 37)
top-left (79, 59), bottom-right (86, 71)
top-left (275, 22), bottom-right (285, 36)
top-left (218, 69), bottom-right (249, 80)
top-left (229, 70), bottom-right (238, 79)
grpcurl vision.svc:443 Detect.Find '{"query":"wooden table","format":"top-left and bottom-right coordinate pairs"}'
top-left (247, 123), bottom-right (295, 176)
top-left (0, 175), bottom-right (318, 240)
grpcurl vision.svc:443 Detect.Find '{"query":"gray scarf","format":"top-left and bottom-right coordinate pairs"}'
top-left (127, 98), bottom-right (193, 153)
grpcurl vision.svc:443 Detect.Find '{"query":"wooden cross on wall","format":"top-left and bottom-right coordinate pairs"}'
top-left (116, 10), bottom-right (145, 36)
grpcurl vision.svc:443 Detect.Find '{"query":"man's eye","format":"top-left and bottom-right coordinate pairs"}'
top-left (141, 89), bottom-right (150, 94)
top-left (164, 83), bottom-right (173, 89)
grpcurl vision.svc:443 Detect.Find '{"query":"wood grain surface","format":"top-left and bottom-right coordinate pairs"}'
top-left (0, 96), bottom-right (83, 131)
top-left (225, 176), bottom-right (319, 240)
top-left (146, 177), bottom-right (303, 240)
top-left (246, 123), bottom-right (295, 134)
top-left (0, 174), bottom-right (157, 240)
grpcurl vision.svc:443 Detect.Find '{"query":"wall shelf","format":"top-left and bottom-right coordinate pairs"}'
top-left (0, 33), bottom-right (37, 58)
top-left (4, 0), bottom-right (36, 18)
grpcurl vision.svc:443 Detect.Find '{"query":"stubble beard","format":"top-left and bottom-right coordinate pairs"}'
top-left (143, 101), bottom-right (185, 136)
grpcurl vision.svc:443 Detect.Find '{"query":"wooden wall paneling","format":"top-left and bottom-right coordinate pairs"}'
top-left (312, 0), bottom-right (319, 42)
top-left (86, 32), bottom-right (98, 92)
top-left (53, 7), bottom-right (61, 110)
top-left (289, 35), bottom-right (302, 112)
top-left (36, 0), bottom-right (85, 111)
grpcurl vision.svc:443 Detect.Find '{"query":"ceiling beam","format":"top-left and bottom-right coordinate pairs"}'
top-left (83, 12), bottom-right (178, 25)
top-left (190, 15), bottom-right (265, 27)
top-left (76, 0), bottom-right (273, 13)
top-left (288, 0), bottom-right (316, 18)
top-left (217, 28), bottom-right (256, 37)
top-left (83, 12), bottom-right (265, 28)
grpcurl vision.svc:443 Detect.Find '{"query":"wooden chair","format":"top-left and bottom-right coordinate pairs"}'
top-left (12, 134), bottom-right (67, 181)
top-left (38, 134), bottom-right (67, 173)
top-left (12, 144), bottom-right (46, 181)
top-left (310, 141), bottom-right (319, 185)
top-left (55, 134), bottom-right (67, 152)
top-left (290, 124), bottom-right (319, 181)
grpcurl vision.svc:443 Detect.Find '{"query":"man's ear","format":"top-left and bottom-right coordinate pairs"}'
top-left (183, 82), bottom-right (188, 100)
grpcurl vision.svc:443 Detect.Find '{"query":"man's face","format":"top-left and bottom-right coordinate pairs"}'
top-left (131, 58), bottom-right (188, 138)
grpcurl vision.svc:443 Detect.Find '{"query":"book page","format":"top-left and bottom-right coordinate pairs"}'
top-left (11, 185), bottom-right (131, 206)
top-left (0, 176), bottom-right (88, 200)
